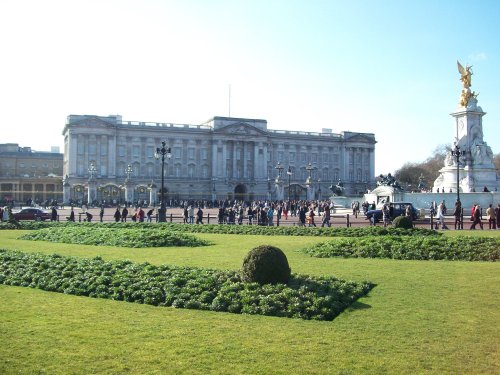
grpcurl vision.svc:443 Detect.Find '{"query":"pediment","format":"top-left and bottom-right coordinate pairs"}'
top-left (344, 133), bottom-right (376, 143)
top-left (70, 116), bottom-right (116, 128)
top-left (214, 122), bottom-right (268, 136)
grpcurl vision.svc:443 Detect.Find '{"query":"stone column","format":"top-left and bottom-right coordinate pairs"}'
top-left (222, 141), bottom-right (227, 179)
top-left (254, 143), bottom-right (259, 180)
top-left (211, 142), bottom-right (217, 177)
top-left (124, 180), bottom-right (134, 205)
top-left (243, 142), bottom-right (248, 178)
top-left (63, 177), bottom-right (71, 204)
top-left (232, 141), bottom-right (237, 178)
top-left (70, 135), bottom-right (78, 176)
top-left (149, 184), bottom-right (157, 207)
top-left (87, 180), bottom-right (97, 204)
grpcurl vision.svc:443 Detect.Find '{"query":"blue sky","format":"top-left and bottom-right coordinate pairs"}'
top-left (1, 0), bottom-right (499, 176)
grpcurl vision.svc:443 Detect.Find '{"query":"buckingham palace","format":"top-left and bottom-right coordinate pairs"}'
top-left (62, 114), bottom-right (376, 205)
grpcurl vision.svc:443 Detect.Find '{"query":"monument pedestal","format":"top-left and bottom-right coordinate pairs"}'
top-left (434, 95), bottom-right (498, 192)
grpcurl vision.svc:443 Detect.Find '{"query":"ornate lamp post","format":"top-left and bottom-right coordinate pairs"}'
top-left (275, 162), bottom-right (284, 181)
top-left (87, 162), bottom-right (97, 204)
top-left (154, 141), bottom-right (171, 222)
top-left (125, 164), bottom-right (133, 180)
top-left (286, 166), bottom-right (292, 205)
top-left (305, 162), bottom-right (314, 183)
top-left (450, 142), bottom-right (466, 203)
top-left (88, 162), bottom-right (97, 180)
top-left (317, 178), bottom-right (321, 200)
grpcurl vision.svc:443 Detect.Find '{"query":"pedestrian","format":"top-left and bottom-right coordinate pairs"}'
top-left (486, 204), bottom-right (496, 229)
top-left (298, 205), bottom-right (306, 226)
top-left (121, 206), bottom-right (128, 222)
top-left (188, 205), bottom-right (195, 224)
top-left (321, 205), bottom-right (331, 227)
top-left (183, 206), bottom-right (189, 224)
top-left (147, 208), bottom-right (154, 222)
top-left (267, 205), bottom-right (274, 226)
top-left (138, 207), bottom-right (145, 222)
top-left (114, 207), bottom-right (121, 222)
top-left (99, 206), bottom-right (104, 222)
top-left (196, 207), bottom-right (204, 224)
top-left (86, 212), bottom-right (93, 222)
top-left (496, 204), bottom-right (500, 230)
top-left (68, 207), bottom-right (75, 222)
top-left (453, 200), bottom-right (462, 230)
top-left (51, 206), bottom-right (58, 221)
top-left (308, 207), bottom-right (316, 227)
top-left (470, 204), bottom-right (483, 230)
top-left (437, 201), bottom-right (447, 229)
top-left (238, 207), bottom-right (244, 225)
top-left (247, 206), bottom-right (254, 225)
top-left (382, 204), bottom-right (390, 227)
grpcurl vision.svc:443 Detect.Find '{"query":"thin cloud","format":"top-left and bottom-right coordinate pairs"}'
top-left (469, 52), bottom-right (487, 61)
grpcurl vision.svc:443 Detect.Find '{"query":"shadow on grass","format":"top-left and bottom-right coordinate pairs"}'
top-left (346, 301), bottom-right (372, 311)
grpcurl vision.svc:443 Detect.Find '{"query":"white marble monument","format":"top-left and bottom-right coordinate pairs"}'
top-left (433, 61), bottom-right (499, 194)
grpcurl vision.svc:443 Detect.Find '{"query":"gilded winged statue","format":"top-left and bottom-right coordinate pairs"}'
top-left (457, 61), bottom-right (472, 89)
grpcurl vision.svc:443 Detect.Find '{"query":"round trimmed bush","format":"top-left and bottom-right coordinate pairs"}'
top-left (242, 245), bottom-right (291, 285)
top-left (392, 215), bottom-right (413, 229)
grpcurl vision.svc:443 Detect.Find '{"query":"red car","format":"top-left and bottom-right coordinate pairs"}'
top-left (12, 208), bottom-right (51, 221)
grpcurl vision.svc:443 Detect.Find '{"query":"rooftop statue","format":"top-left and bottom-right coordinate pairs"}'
top-left (457, 61), bottom-right (472, 89)
top-left (457, 61), bottom-right (478, 107)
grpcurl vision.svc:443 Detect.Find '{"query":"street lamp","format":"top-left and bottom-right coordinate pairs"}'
top-left (305, 162), bottom-right (315, 184)
top-left (275, 162), bottom-right (284, 181)
top-left (450, 142), bottom-right (466, 203)
top-left (125, 164), bottom-right (133, 180)
top-left (154, 141), bottom-right (171, 222)
top-left (287, 166), bottom-right (292, 205)
top-left (88, 162), bottom-right (97, 180)
top-left (317, 178), bottom-right (321, 200)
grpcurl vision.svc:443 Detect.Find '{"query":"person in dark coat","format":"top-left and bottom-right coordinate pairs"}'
top-left (114, 208), bottom-right (121, 222)
top-left (196, 207), bottom-right (204, 224)
top-left (51, 207), bottom-right (58, 221)
top-left (121, 207), bottom-right (128, 222)
top-left (470, 204), bottom-right (483, 230)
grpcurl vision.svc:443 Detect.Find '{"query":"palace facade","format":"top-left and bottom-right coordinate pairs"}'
top-left (62, 115), bottom-right (376, 204)
top-left (0, 143), bottom-right (63, 205)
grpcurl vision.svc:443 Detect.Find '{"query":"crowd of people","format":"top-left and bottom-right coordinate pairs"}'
top-left (1, 197), bottom-right (500, 230)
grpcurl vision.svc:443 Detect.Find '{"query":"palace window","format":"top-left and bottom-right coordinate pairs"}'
top-left (118, 145), bottom-right (126, 157)
top-left (132, 146), bottom-right (140, 158)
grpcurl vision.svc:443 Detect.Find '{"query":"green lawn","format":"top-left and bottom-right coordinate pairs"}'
top-left (1, 229), bottom-right (499, 374)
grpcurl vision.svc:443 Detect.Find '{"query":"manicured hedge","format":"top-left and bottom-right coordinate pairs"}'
top-left (300, 236), bottom-right (500, 261)
top-left (1, 220), bottom-right (440, 238)
top-left (0, 250), bottom-right (374, 321)
top-left (18, 227), bottom-right (211, 248)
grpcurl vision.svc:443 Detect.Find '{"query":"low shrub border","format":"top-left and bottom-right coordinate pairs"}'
top-left (0, 250), bottom-right (374, 321)
top-left (300, 236), bottom-right (500, 261)
top-left (18, 227), bottom-right (212, 248)
top-left (2, 220), bottom-right (440, 238)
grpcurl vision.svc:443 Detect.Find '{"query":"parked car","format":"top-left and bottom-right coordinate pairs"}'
top-left (12, 208), bottom-right (51, 221)
top-left (365, 202), bottom-right (418, 223)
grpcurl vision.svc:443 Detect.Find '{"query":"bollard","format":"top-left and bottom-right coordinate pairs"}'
top-left (79, 213), bottom-right (82, 222)
top-left (207, 213), bottom-right (210, 224)
top-left (460, 207), bottom-right (464, 230)
top-left (346, 214), bottom-right (350, 228)
top-left (170, 213), bottom-right (173, 223)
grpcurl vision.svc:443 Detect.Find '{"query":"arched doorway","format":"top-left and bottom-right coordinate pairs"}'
top-left (289, 184), bottom-right (307, 201)
top-left (98, 184), bottom-right (123, 205)
top-left (234, 184), bottom-right (246, 202)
